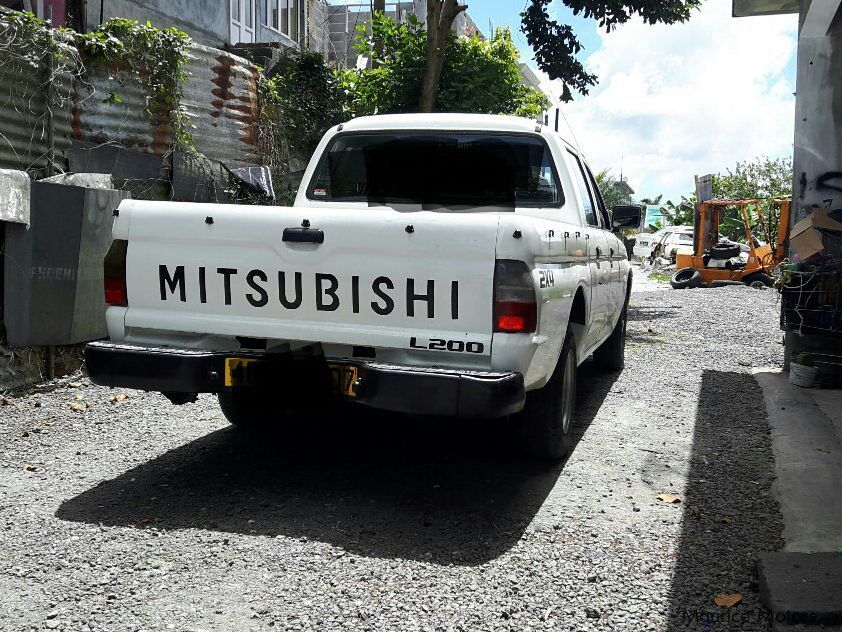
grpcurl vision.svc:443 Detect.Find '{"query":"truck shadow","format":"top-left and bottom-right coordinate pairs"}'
top-left (664, 370), bottom-right (783, 630)
top-left (56, 363), bottom-right (618, 565)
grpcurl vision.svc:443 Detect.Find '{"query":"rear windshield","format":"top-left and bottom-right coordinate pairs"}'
top-left (306, 132), bottom-right (563, 208)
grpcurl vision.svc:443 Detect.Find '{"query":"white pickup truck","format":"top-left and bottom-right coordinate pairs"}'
top-left (86, 114), bottom-right (640, 459)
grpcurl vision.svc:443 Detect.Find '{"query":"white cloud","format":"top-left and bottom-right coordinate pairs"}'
top-left (540, 0), bottom-right (797, 202)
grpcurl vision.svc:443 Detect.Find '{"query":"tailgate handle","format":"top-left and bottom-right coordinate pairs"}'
top-left (283, 227), bottom-right (324, 244)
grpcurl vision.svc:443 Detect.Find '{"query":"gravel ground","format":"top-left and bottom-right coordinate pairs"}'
top-left (0, 281), bottom-right (785, 631)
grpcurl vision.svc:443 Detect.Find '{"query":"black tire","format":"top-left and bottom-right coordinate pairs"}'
top-left (670, 267), bottom-right (702, 289)
top-left (709, 244), bottom-right (741, 259)
top-left (711, 280), bottom-right (745, 288)
top-left (743, 272), bottom-right (773, 289)
top-left (594, 304), bottom-right (627, 371)
top-left (517, 330), bottom-right (578, 460)
top-left (218, 390), bottom-right (279, 430)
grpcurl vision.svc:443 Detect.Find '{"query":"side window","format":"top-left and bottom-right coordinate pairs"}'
top-left (584, 164), bottom-right (611, 229)
top-left (568, 152), bottom-right (599, 227)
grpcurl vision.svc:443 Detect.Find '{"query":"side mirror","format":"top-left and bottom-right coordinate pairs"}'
top-left (612, 205), bottom-right (642, 230)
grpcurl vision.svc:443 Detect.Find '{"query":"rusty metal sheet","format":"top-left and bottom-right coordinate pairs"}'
top-left (2, 35), bottom-right (263, 180)
top-left (183, 44), bottom-right (260, 166)
top-left (71, 43), bottom-right (261, 165)
top-left (71, 58), bottom-right (172, 155)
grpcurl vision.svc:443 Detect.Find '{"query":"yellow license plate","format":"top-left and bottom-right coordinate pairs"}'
top-left (329, 364), bottom-right (359, 397)
top-left (224, 357), bottom-right (258, 387)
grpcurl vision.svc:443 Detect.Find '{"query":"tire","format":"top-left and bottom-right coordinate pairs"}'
top-left (517, 330), bottom-right (578, 460)
top-left (709, 244), bottom-right (741, 259)
top-left (218, 390), bottom-right (279, 430)
top-left (670, 267), bottom-right (702, 289)
top-left (594, 304), bottom-right (627, 371)
top-left (743, 272), bottom-right (773, 289)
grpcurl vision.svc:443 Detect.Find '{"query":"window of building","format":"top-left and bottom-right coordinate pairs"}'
top-left (264, 0), bottom-right (300, 39)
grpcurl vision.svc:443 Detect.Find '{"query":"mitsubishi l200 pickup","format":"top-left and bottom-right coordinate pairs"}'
top-left (85, 113), bottom-right (641, 459)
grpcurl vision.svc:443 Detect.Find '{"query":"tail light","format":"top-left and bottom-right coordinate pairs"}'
top-left (103, 239), bottom-right (128, 307)
top-left (493, 260), bottom-right (537, 333)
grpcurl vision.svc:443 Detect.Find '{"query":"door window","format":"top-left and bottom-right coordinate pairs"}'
top-left (568, 152), bottom-right (599, 227)
top-left (584, 164), bottom-right (611, 229)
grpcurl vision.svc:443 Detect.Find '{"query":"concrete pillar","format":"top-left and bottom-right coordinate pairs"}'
top-left (785, 0), bottom-right (842, 364)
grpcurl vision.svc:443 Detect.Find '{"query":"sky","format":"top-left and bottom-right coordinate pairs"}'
top-left (467, 0), bottom-right (799, 202)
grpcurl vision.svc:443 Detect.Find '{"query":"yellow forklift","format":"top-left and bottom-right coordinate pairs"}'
top-left (671, 199), bottom-right (791, 289)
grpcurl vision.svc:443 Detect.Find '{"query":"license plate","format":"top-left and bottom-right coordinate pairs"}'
top-left (224, 357), bottom-right (258, 387)
top-left (328, 364), bottom-right (360, 397)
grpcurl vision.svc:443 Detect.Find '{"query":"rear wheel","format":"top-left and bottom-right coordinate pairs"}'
top-left (218, 390), bottom-right (280, 430)
top-left (517, 330), bottom-right (577, 460)
top-left (743, 272), bottom-right (773, 289)
top-left (594, 304), bottom-right (627, 371)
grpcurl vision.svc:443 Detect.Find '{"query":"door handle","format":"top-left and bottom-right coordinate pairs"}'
top-left (283, 227), bottom-right (324, 244)
top-left (595, 246), bottom-right (602, 258)
top-left (609, 247), bottom-right (614, 257)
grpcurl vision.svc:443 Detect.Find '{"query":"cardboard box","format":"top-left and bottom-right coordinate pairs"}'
top-left (790, 208), bottom-right (842, 261)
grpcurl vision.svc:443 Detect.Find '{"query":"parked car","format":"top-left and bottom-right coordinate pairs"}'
top-left (652, 226), bottom-right (694, 262)
top-left (85, 113), bottom-right (640, 460)
top-left (632, 229), bottom-right (668, 259)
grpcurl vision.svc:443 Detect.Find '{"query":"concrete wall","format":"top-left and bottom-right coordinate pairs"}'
top-left (87, 0), bottom-right (230, 47)
top-left (791, 0), bottom-right (842, 221)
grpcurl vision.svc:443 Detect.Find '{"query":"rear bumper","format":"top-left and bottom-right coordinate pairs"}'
top-left (84, 341), bottom-right (525, 419)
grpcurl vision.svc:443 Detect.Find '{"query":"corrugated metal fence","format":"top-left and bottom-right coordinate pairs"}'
top-left (0, 39), bottom-right (262, 173)
top-left (0, 42), bottom-right (74, 175)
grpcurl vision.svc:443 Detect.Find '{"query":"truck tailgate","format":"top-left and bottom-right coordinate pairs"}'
top-left (119, 201), bottom-right (499, 355)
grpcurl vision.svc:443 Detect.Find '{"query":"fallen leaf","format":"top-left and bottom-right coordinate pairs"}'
top-left (657, 493), bottom-right (681, 504)
top-left (136, 517), bottom-right (152, 524)
top-left (1, 396), bottom-right (11, 406)
top-left (74, 394), bottom-right (85, 400)
top-left (111, 393), bottom-right (129, 403)
top-left (68, 381), bottom-right (82, 388)
top-left (714, 593), bottom-right (742, 608)
top-left (69, 402), bottom-right (88, 412)
top-left (689, 505), bottom-right (701, 519)
top-left (721, 517), bottom-right (733, 525)
top-left (22, 463), bottom-right (37, 472)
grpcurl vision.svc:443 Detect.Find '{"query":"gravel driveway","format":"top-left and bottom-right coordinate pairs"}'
top-left (0, 280), bottom-right (785, 631)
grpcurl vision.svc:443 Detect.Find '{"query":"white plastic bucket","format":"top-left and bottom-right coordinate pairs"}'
top-left (789, 362), bottom-right (819, 388)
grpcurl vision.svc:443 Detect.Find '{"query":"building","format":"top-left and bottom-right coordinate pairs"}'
top-left (0, 0), bottom-right (333, 55)
top-left (733, 0), bottom-right (842, 367)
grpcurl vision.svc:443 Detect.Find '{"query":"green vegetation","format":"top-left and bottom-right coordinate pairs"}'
top-left (594, 168), bottom-right (633, 209)
top-left (711, 156), bottom-right (792, 242)
top-left (646, 156), bottom-right (793, 241)
top-left (649, 271), bottom-right (671, 283)
top-left (339, 14), bottom-right (548, 119)
top-left (0, 12), bottom-right (193, 150)
top-left (259, 13), bottom-right (550, 196)
top-left (794, 352), bottom-right (815, 367)
top-left (77, 19), bottom-right (193, 149)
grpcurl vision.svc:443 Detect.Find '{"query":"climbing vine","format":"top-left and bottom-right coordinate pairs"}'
top-left (0, 12), bottom-right (194, 151)
top-left (77, 19), bottom-right (193, 149)
top-left (0, 11), bottom-right (80, 107)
